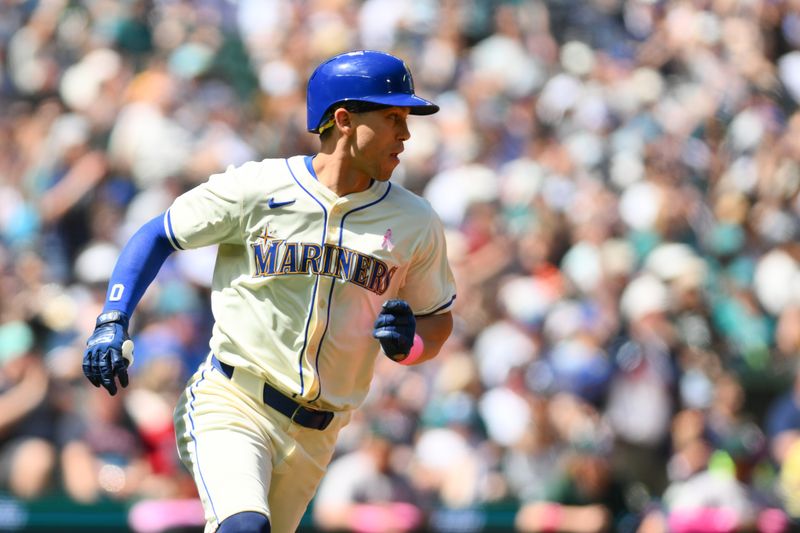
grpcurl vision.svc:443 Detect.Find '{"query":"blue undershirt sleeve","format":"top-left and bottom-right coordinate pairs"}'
top-left (102, 214), bottom-right (178, 316)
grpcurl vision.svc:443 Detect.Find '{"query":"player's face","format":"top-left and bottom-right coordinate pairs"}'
top-left (350, 107), bottom-right (411, 181)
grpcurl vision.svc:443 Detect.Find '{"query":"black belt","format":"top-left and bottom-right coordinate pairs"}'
top-left (210, 355), bottom-right (334, 431)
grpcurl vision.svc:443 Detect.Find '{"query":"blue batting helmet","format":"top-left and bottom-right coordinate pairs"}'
top-left (306, 50), bottom-right (439, 133)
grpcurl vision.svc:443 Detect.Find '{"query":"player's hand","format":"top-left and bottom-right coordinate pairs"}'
top-left (372, 299), bottom-right (416, 362)
top-left (83, 311), bottom-right (134, 396)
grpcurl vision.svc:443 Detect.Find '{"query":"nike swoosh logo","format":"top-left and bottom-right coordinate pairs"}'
top-left (267, 197), bottom-right (296, 209)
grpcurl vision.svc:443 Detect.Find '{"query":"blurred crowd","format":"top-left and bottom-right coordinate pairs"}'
top-left (2, 0), bottom-right (800, 531)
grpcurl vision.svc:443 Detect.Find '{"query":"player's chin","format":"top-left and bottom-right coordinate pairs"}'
top-left (382, 155), bottom-right (401, 178)
top-left (374, 161), bottom-right (397, 181)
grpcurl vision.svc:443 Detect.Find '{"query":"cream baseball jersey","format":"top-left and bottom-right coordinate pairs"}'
top-left (165, 155), bottom-right (456, 411)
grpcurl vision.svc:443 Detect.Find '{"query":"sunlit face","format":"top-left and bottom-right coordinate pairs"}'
top-left (348, 106), bottom-right (411, 181)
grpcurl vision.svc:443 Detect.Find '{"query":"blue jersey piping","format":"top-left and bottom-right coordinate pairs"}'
top-left (310, 182), bottom-right (393, 402)
top-left (166, 210), bottom-right (183, 250)
top-left (187, 366), bottom-right (217, 521)
top-left (285, 158), bottom-right (327, 396)
top-left (416, 294), bottom-right (457, 316)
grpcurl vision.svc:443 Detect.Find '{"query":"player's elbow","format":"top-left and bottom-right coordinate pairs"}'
top-left (416, 311), bottom-right (453, 358)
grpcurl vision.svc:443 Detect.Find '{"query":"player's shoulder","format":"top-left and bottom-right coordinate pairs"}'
top-left (227, 157), bottom-right (287, 178)
top-left (220, 157), bottom-right (295, 189)
top-left (387, 182), bottom-right (437, 219)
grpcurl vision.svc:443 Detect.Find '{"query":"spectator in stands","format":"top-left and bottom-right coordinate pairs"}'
top-left (59, 385), bottom-right (149, 503)
top-left (515, 444), bottom-right (633, 533)
top-left (0, 321), bottom-right (55, 500)
top-left (314, 430), bottom-right (423, 533)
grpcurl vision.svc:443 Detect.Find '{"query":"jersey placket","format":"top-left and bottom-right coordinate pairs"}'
top-left (302, 199), bottom-right (347, 401)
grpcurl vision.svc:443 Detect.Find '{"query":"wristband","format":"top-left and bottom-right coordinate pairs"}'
top-left (398, 334), bottom-right (424, 366)
top-left (96, 310), bottom-right (130, 327)
top-left (540, 503), bottom-right (562, 533)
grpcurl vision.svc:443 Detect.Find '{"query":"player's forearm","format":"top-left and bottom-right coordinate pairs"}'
top-left (411, 312), bottom-right (453, 364)
top-left (102, 214), bottom-right (177, 316)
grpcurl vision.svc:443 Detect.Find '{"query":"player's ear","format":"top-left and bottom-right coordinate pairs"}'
top-left (333, 107), bottom-right (353, 135)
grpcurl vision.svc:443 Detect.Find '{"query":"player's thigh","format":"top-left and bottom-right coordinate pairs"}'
top-left (174, 367), bottom-right (275, 529)
top-left (268, 415), bottom-right (350, 533)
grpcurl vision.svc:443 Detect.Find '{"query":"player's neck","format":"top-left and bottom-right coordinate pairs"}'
top-left (312, 151), bottom-right (373, 197)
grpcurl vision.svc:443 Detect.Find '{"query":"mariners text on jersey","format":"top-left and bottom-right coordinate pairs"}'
top-left (251, 231), bottom-right (398, 296)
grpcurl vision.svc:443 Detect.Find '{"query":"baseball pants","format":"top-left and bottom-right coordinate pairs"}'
top-left (174, 355), bottom-right (350, 533)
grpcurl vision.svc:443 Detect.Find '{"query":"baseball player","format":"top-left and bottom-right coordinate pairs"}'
top-left (83, 50), bottom-right (456, 533)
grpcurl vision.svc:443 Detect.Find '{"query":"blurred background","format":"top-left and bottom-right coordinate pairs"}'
top-left (2, 0), bottom-right (800, 531)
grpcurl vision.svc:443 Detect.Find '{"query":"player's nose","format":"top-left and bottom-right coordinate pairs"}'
top-left (397, 119), bottom-right (410, 141)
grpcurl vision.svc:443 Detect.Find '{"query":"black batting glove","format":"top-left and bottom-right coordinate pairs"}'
top-left (372, 299), bottom-right (416, 362)
top-left (83, 310), bottom-right (134, 396)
